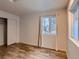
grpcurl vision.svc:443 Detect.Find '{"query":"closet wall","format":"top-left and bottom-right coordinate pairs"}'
top-left (0, 10), bottom-right (20, 45)
top-left (0, 23), bottom-right (4, 45)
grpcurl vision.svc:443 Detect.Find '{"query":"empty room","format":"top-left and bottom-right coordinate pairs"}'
top-left (0, 0), bottom-right (78, 59)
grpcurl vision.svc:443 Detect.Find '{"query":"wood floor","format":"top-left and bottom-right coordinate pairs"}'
top-left (0, 43), bottom-right (67, 59)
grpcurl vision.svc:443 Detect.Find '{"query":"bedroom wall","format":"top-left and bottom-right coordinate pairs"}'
top-left (67, 0), bottom-right (79, 59)
top-left (67, 11), bottom-right (79, 59)
top-left (0, 10), bottom-right (20, 45)
top-left (20, 9), bottom-right (67, 51)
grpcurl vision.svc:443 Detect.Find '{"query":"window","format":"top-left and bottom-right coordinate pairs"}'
top-left (73, 9), bottom-right (78, 40)
top-left (71, 0), bottom-right (79, 40)
top-left (42, 16), bottom-right (56, 35)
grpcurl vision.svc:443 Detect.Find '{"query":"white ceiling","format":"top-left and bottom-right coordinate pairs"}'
top-left (0, 0), bottom-right (69, 16)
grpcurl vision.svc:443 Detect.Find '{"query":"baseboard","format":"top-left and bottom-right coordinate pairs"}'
top-left (10, 42), bottom-right (66, 53)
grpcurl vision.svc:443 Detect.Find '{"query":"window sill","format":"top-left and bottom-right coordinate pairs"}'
top-left (69, 37), bottom-right (79, 48)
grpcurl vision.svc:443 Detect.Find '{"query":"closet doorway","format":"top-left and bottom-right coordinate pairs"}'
top-left (0, 17), bottom-right (7, 46)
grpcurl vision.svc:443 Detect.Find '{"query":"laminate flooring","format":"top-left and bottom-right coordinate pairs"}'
top-left (0, 43), bottom-right (67, 59)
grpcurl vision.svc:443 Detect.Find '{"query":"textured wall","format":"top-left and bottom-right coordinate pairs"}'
top-left (20, 9), bottom-right (67, 51)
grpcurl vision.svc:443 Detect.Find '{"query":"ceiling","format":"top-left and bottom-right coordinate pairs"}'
top-left (0, 0), bottom-right (69, 16)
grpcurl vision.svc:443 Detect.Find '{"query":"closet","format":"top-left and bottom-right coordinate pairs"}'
top-left (0, 17), bottom-right (7, 46)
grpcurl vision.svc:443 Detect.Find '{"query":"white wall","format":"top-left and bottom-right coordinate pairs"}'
top-left (67, 10), bottom-right (79, 59)
top-left (42, 35), bottom-right (57, 50)
top-left (20, 9), bottom-right (67, 51)
top-left (0, 10), bottom-right (20, 45)
top-left (67, 0), bottom-right (79, 59)
top-left (67, 37), bottom-right (79, 59)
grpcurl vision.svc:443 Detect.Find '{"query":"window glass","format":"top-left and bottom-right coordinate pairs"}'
top-left (73, 8), bottom-right (78, 40)
top-left (43, 16), bottom-right (49, 34)
top-left (50, 16), bottom-right (56, 34)
top-left (42, 16), bottom-right (56, 35)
